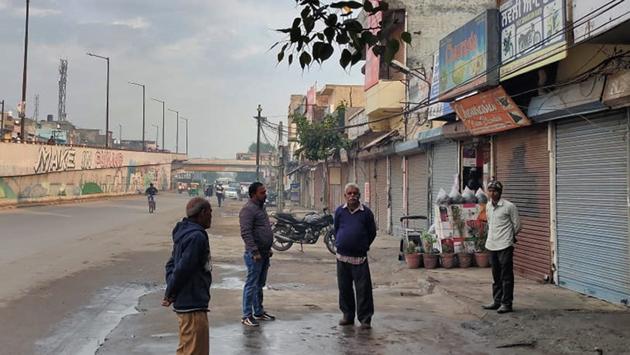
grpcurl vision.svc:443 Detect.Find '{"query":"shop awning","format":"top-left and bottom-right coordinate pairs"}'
top-left (394, 140), bottom-right (426, 155)
top-left (362, 130), bottom-right (398, 151)
top-left (416, 126), bottom-right (445, 144)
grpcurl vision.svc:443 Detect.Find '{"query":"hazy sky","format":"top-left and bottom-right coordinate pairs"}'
top-left (0, 0), bottom-right (362, 158)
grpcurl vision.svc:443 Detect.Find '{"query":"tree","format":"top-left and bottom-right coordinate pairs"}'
top-left (293, 106), bottom-right (349, 208)
top-left (274, 0), bottom-right (411, 69)
top-left (248, 142), bottom-right (276, 154)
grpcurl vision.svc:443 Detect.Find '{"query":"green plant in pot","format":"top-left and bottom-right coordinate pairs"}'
top-left (404, 241), bottom-right (422, 269)
top-left (440, 240), bottom-right (456, 269)
top-left (473, 222), bottom-right (490, 268)
top-left (421, 232), bottom-right (439, 269)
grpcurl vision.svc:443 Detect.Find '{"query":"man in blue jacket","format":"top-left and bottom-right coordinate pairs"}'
top-left (334, 183), bottom-right (377, 329)
top-left (163, 197), bottom-right (213, 355)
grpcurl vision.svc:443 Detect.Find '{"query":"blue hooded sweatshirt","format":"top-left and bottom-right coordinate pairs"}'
top-left (165, 218), bottom-right (212, 312)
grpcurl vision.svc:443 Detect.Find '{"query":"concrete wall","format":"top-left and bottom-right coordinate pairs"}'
top-left (0, 142), bottom-right (185, 206)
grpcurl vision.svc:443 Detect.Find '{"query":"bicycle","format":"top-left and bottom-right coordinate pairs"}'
top-left (148, 195), bottom-right (156, 213)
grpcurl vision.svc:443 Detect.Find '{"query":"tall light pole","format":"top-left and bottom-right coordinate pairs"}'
top-left (19, 0), bottom-right (30, 142)
top-left (151, 124), bottom-right (159, 150)
top-left (168, 108), bottom-right (179, 153)
top-left (128, 81), bottom-right (146, 151)
top-left (255, 105), bottom-right (263, 181)
top-left (87, 52), bottom-right (110, 148)
top-left (180, 117), bottom-right (189, 156)
top-left (118, 123), bottom-right (122, 145)
top-left (0, 99), bottom-right (5, 140)
top-left (151, 98), bottom-right (165, 151)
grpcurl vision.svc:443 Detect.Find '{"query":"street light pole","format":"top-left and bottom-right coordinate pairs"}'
top-left (255, 105), bottom-right (263, 181)
top-left (19, 0), bottom-right (30, 142)
top-left (0, 100), bottom-right (5, 140)
top-left (180, 117), bottom-right (189, 156)
top-left (168, 108), bottom-right (179, 153)
top-left (151, 98), bottom-right (165, 151)
top-left (119, 123), bottom-right (122, 144)
top-left (128, 81), bottom-right (146, 151)
top-left (87, 52), bottom-right (110, 148)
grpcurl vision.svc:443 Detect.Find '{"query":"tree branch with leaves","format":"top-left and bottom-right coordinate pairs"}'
top-left (274, 0), bottom-right (411, 69)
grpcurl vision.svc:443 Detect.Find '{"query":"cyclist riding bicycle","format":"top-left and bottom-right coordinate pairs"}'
top-left (145, 183), bottom-right (158, 212)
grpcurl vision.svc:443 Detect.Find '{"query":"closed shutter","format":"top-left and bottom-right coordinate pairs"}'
top-left (390, 155), bottom-right (404, 236)
top-left (375, 157), bottom-right (389, 231)
top-left (356, 159), bottom-right (369, 204)
top-left (431, 141), bottom-right (459, 223)
top-left (408, 153), bottom-right (429, 230)
top-left (314, 165), bottom-right (324, 210)
top-left (556, 112), bottom-right (630, 304)
top-left (496, 125), bottom-right (551, 281)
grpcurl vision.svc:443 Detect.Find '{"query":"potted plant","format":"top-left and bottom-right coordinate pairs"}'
top-left (404, 241), bottom-right (422, 269)
top-left (440, 240), bottom-right (456, 269)
top-left (474, 222), bottom-right (490, 267)
top-left (457, 249), bottom-right (473, 268)
top-left (421, 232), bottom-right (439, 269)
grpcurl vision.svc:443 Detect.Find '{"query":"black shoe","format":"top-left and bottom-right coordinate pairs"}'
top-left (241, 316), bottom-right (260, 327)
top-left (254, 312), bottom-right (276, 321)
top-left (338, 318), bottom-right (354, 326)
top-left (497, 305), bottom-right (513, 314)
top-left (359, 322), bottom-right (372, 330)
top-left (482, 303), bottom-right (500, 310)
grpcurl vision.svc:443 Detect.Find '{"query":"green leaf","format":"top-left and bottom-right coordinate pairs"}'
top-left (277, 51), bottom-right (285, 62)
top-left (363, 0), bottom-right (374, 12)
top-left (325, 14), bottom-right (338, 27)
top-left (384, 38), bottom-right (400, 63)
top-left (324, 27), bottom-right (336, 42)
top-left (345, 1), bottom-right (364, 9)
top-left (299, 51), bottom-right (312, 69)
top-left (304, 17), bottom-right (315, 33)
top-left (316, 33), bottom-right (325, 40)
top-left (288, 54), bottom-right (294, 65)
top-left (337, 31), bottom-right (350, 44)
top-left (301, 6), bottom-right (311, 20)
top-left (276, 28), bottom-right (292, 33)
top-left (401, 31), bottom-right (412, 45)
top-left (361, 31), bottom-right (377, 46)
top-left (340, 49), bottom-right (352, 68)
top-left (320, 43), bottom-right (334, 61)
top-left (344, 19), bottom-right (363, 33)
top-left (312, 41), bottom-right (324, 62)
top-left (351, 50), bottom-right (362, 65)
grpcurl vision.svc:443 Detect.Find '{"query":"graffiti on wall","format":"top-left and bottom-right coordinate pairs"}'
top-left (34, 146), bottom-right (77, 174)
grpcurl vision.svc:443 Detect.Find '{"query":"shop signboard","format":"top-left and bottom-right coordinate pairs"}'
top-left (451, 86), bottom-right (531, 135)
top-left (500, 0), bottom-right (567, 80)
top-left (428, 51), bottom-right (455, 120)
top-left (573, 0), bottom-right (630, 44)
top-left (438, 9), bottom-right (500, 100)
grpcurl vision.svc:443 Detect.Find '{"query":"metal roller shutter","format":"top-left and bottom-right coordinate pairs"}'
top-left (556, 112), bottom-right (630, 304)
top-left (496, 125), bottom-right (551, 281)
top-left (356, 159), bottom-right (369, 204)
top-left (407, 153), bottom-right (429, 230)
top-left (375, 157), bottom-right (389, 231)
top-left (431, 141), bottom-right (459, 223)
top-left (390, 155), bottom-right (404, 236)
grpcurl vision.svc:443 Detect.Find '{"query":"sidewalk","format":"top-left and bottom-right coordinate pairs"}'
top-left (375, 232), bottom-right (630, 353)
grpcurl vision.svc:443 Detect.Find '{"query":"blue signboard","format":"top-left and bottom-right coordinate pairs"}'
top-left (428, 51), bottom-right (454, 120)
top-left (438, 9), bottom-right (499, 100)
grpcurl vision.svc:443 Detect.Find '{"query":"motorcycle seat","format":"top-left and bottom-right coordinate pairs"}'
top-left (275, 212), bottom-right (304, 223)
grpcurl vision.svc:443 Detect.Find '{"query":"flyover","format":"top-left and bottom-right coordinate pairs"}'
top-left (173, 158), bottom-right (259, 173)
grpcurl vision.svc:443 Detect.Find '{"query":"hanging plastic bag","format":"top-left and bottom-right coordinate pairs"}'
top-left (462, 186), bottom-right (477, 203)
top-left (448, 187), bottom-right (463, 204)
top-left (436, 188), bottom-right (449, 205)
top-left (476, 188), bottom-right (488, 204)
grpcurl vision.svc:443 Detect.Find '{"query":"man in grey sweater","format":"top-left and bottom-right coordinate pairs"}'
top-left (239, 182), bottom-right (275, 327)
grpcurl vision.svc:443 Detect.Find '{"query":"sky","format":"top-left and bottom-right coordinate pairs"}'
top-left (0, 0), bottom-right (363, 158)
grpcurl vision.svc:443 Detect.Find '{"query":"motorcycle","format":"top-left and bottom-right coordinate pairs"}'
top-left (270, 209), bottom-right (336, 255)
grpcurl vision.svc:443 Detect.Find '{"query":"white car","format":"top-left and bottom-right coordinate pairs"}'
top-left (225, 187), bottom-right (239, 199)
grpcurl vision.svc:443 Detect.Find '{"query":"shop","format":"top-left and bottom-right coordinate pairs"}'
top-left (390, 154), bottom-right (404, 235)
top-left (430, 140), bottom-right (459, 223)
top-left (555, 110), bottom-right (630, 304)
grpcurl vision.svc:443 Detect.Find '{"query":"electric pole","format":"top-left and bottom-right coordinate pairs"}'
top-left (168, 108), bottom-right (179, 153)
top-left (255, 105), bottom-right (262, 182)
top-left (277, 120), bottom-right (285, 211)
top-left (19, 0), bottom-right (31, 142)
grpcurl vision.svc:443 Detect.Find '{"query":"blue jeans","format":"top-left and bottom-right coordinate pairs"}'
top-left (242, 251), bottom-right (270, 318)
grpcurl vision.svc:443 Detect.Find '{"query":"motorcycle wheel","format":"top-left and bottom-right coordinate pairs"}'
top-left (272, 225), bottom-right (293, 251)
top-left (324, 229), bottom-right (336, 255)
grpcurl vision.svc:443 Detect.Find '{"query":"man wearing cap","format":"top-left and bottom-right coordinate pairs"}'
top-left (482, 180), bottom-right (521, 314)
top-left (163, 197), bottom-right (213, 355)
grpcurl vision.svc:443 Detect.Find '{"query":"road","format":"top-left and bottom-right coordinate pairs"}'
top-left (1, 195), bottom-right (629, 355)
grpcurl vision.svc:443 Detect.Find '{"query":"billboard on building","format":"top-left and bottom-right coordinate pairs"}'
top-left (451, 86), bottom-right (531, 135)
top-left (428, 51), bottom-right (454, 120)
top-left (573, 0), bottom-right (630, 44)
top-left (500, 0), bottom-right (567, 80)
top-left (438, 9), bottom-right (500, 100)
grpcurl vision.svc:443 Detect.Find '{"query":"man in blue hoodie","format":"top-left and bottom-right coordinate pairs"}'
top-left (334, 183), bottom-right (377, 329)
top-left (163, 197), bottom-right (213, 355)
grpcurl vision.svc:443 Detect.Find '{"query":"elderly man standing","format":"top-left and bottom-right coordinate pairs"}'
top-left (334, 183), bottom-right (377, 329)
top-left (163, 197), bottom-right (213, 355)
top-left (482, 180), bottom-right (521, 314)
